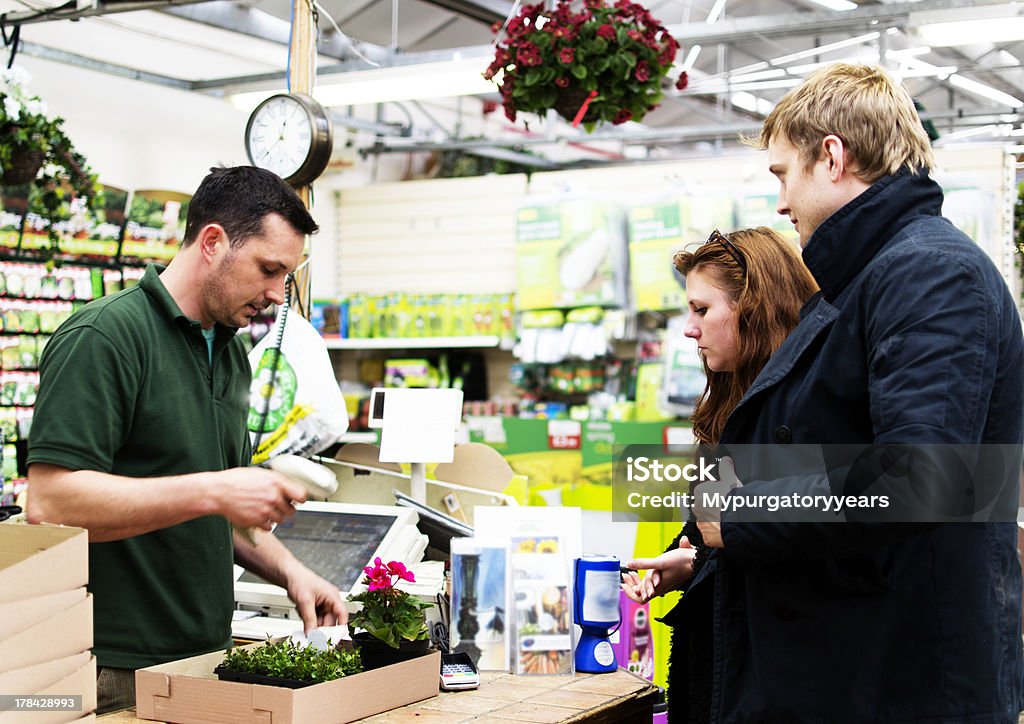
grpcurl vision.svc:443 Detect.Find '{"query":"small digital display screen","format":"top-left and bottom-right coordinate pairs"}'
top-left (238, 510), bottom-right (398, 592)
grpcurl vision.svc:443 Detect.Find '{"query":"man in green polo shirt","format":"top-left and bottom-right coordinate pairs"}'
top-left (26, 166), bottom-right (346, 714)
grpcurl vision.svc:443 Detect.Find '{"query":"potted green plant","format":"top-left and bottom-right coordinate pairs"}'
top-left (0, 67), bottom-right (102, 257)
top-left (347, 557), bottom-right (433, 670)
top-left (214, 639), bottom-right (363, 688)
top-left (484, 0), bottom-right (688, 130)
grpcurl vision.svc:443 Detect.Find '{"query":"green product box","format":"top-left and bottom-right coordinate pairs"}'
top-left (515, 199), bottom-right (626, 311)
top-left (467, 418), bottom-right (677, 509)
top-left (736, 191), bottom-right (798, 243)
top-left (635, 362), bottom-right (675, 422)
top-left (346, 294), bottom-right (374, 339)
top-left (628, 196), bottom-right (736, 312)
top-left (580, 420), bottom-right (675, 485)
top-left (449, 294), bottom-right (471, 337)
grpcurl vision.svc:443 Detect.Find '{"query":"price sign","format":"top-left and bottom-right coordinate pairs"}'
top-left (547, 420), bottom-right (582, 450)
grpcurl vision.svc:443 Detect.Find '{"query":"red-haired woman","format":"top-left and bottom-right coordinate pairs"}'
top-left (623, 227), bottom-right (818, 724)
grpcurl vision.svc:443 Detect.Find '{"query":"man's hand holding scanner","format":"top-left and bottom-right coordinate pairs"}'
top-left (224, 467), bottom-right (307, 542)
top-left (695, 456), bottom-right (742, 548)
top-left (621, 536), bottom-right (697, 604)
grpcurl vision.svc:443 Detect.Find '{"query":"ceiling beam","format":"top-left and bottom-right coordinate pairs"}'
top-left (161, 1), bottom-right (390, 63)
top-left (415, 0), bottom-right (511, 27)
top-left (191, 44), bottom-right (493, 92)
top-left (0, 0), bottom-right (208, 26)
top-left (360, 105), bottom-right (1021, 156)
top-left (19, 41), bottom-right (193, 89)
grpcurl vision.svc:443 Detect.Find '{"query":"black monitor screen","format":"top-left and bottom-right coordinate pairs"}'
top-left (238, 510), bottom-right (398, 592)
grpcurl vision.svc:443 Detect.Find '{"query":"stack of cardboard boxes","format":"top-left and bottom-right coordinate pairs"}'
top-left (0, 524), bottom-right (95, 723)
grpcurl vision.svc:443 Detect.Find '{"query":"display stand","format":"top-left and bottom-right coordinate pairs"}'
top-left (367, 387), bottom-right (464, 504)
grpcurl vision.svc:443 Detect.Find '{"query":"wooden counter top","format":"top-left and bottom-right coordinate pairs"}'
top-left (100, 668), bottom-right (658, 723)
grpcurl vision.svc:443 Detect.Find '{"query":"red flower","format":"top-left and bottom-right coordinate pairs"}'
top-left (559, 47), bottom-right (576, 64)
top-left (504, 103), bottom-right (517, 122)
top-left (635, 60), bottom-right (650, 82)
top-left (481, 99), bottom-right (499, 115)
top-left (555, 76), bottom-right (570, 88)
top-left (507, 16), bottom-right (528, 37)
top-left (613, 109), bottom-right (633, 124)
top-left (363, 557), bottom-right (392, 592)
top-left (517, 42), bottom-right (543, 66)
top-left (596, 23), bottom-right (616, 41)
top-left (675, 71), bottom-right (689, 91)
top-left (387, 560), bottom-right (416, 583)
top-left (627, 28), bottom-right (642, 41)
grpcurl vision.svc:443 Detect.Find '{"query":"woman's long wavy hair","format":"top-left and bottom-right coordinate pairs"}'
top-left (673, 227), bottom-right (819, 446)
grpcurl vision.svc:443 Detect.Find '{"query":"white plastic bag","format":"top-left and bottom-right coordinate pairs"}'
top-left (247, 309), bottom-right (347, 464)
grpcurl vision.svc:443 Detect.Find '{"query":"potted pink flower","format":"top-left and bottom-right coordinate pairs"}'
top-left (347, 558), bottom-right (433, 670)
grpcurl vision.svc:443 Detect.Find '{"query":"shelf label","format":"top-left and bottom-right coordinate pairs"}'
top-left (548, 420), bottom-right (581, 450)
top-left (663, 426), bottom-right (696, 454)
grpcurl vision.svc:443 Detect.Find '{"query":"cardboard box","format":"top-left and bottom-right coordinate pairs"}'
top-left (0, 595), bottom-right (92, 675)
top-left (136, 649), bottom-right (440, 724)
top-left (0, 655), bottom-right (96, 724)
top-left (0, 651), bottom-right (90, 696)
top-left (0, 525), bottom-right (88, 604)
top-left (0, 589), bottom-right (87, 642)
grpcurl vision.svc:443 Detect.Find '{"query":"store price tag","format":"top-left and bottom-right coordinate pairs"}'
top-left (548, 420), bottom-right (582, 450)
top-left (663, 426), bottom-right (696, 453)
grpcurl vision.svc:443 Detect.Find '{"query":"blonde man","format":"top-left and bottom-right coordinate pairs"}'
top-left (685, 63), bottom-right (1022, 722)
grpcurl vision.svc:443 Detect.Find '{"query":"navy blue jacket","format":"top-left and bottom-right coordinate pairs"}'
top-left (700, 169), bottom-right (1023, 723)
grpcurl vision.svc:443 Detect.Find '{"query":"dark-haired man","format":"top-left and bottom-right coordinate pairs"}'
top-left (27, 166), bottom-right (346, 714)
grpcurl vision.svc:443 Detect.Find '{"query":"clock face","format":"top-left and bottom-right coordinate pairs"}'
top-left (246, 95), bottom-right (315, 180)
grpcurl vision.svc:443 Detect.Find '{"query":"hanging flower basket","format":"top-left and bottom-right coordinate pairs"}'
top-left (0, 134), bottom-right (42, 186)
top-left (551, 86), bottom-right (600, 125)
top-left (484, 0), bottom-right (689, 131)
top-left (0, 67), bottom-right (101, 258)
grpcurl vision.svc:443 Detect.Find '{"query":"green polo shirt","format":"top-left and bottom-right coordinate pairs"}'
top-left (28, 264), bottom-right (252, 669)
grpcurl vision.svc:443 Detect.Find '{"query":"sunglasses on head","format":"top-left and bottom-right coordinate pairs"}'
top-left (704, 229), bottom-right (747, 272)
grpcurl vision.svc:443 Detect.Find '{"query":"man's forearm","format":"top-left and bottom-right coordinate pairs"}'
top-left (27, 463), bottom-right (221, 542)
top-left (233, 530), bottom-right (302, 589)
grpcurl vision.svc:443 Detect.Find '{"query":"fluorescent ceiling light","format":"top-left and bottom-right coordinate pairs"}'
top-left (680, 45), bottom-right (702, 72)
top-left (769, 32), bottom-right (879, 65)
top-left (915, 16), bottom-right (1024, 46)
top-left (698, 32), bottom-right (879, 84)
top-left (731, 91), bottom-right (775, 115)
top-left (806, 0), bottom-right (857, 10)
top-left (706, 0), bottom-right (728, 24)
top-left (947, 74), bottom-right (1024, 108)
top-left (911, 6), bottom-right (1024, 47)
top-left (690, 78), bottom-right (802, 93)
top-left (888, 46), bottom-right (933, 58)
top-left (938, 125), bottom-right (1000, 142)
top-left (230, 57), bottom-right (495, 109)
